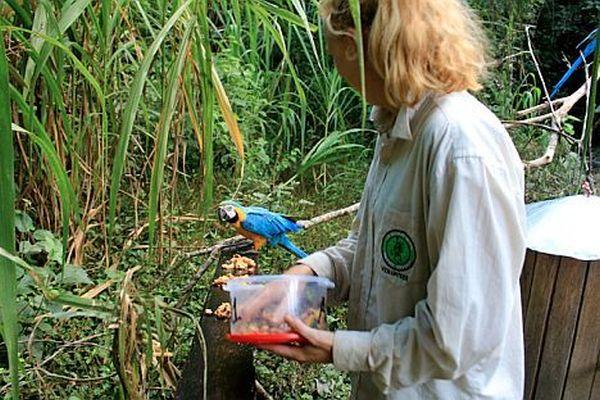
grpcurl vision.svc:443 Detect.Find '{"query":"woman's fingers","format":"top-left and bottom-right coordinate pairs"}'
top-left (256, 340), bottom-right (333, 364)
top-left (284, 315), bottom-right (318, 344)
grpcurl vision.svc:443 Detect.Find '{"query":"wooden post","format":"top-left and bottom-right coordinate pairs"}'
top-left (520, 250), bottom-right (600, 400)
top-left (176, 241), bottom-right (257, 400)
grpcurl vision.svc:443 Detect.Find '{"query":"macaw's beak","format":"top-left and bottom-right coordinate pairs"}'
top-left (218, 206), bottom-right (238, 223)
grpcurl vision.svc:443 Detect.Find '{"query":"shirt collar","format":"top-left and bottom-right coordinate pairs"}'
top-left (369, 95), bottom-right (429, 141)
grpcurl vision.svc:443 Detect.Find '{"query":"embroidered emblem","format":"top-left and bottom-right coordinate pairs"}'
top-left (381, 230), bottom-right (416, 273)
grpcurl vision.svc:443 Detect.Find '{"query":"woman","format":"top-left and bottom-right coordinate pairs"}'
top-left (258, 0), bottom-right (527, 398)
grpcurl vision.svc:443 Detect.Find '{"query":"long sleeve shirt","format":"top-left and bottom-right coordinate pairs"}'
top-left (299, 92), bottom-right (527, 399)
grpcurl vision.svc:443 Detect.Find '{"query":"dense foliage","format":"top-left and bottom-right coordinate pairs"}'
top-left (0, 0), bottom-right (597, 398)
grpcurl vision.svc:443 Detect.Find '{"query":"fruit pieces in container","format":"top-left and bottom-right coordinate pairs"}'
top-left (223, 275), bottom-right (334, 344)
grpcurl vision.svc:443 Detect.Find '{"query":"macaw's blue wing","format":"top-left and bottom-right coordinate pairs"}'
top-left (239, 206), bottom-right (307, 257)
top-left (551, 30), bottom-right (598, 98)
top-left (241, 210), bottom-right (302, 242)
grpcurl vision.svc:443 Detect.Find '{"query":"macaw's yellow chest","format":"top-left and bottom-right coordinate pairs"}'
top-left (232, 221), bottom-right (267, 250)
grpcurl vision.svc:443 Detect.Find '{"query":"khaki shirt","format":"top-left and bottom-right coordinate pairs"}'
top-left (300, 92), bottom-right (526, 399)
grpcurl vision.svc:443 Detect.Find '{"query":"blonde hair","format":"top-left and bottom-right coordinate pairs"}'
top-left (320, 0), bottom-right (489, 107)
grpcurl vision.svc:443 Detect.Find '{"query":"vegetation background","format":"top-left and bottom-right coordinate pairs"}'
top-left (0, 0), bottom-right (598, 398)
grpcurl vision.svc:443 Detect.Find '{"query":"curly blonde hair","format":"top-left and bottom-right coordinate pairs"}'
top-left (320, 0), bottom-right (489, 107)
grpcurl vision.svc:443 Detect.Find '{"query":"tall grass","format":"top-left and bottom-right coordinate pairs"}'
top-left (0, 34), bottom-right (18, 400)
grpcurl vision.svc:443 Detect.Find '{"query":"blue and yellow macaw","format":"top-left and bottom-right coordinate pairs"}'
top-left (551, 29), bottom-right (598, 98)
top-left (217, 202), bottom-right (308, 259)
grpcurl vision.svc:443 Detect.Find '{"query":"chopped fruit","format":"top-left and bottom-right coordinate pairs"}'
top-left (215, 302), bottom-right (232, 319)
top-left (212, 273), bottom-right (249, 287)
top-left (231, 306), bottom-right (326, 334)
top-left (222, 254), bottom-right (257, 273)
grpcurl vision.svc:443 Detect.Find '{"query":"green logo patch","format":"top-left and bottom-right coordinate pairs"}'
top-left (381, 230), bottom-right (416, 272)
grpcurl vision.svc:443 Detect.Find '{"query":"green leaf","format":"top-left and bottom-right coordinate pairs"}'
top-left (62, 264), bottom-right (93, 286)
top-left (33, 230), bottom-right (63, 263)
top-left (250, 3), bottom-right (306, 104)
top-left (0, 248), bottom-right (112, 314)
top-left (18, 241), bottom-right (43, 256)
top-left (24, 0), bottom-right (94, 99)
top-left (251, 0), bottom-right (317, 31)
top-left (299, 130), bottom-right (365, 174)
top-left (14, 211), bottom-right (34, 233)
top-left (0, 36), bottom-right (19, 400)
top-left (4, 0), bottom-right (33, 28)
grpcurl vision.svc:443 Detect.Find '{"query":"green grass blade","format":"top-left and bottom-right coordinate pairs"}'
top-left (251, 0), bottom-right (316, 31)
top-left (290, 0), bottom-right (321, 71)
top-left (108, 0), bottom-right (191, 235)
top-left (148, 21), bottom-right (194, 248)
top-left (5, 26), bottom-right (104, 101)
top-left (10, 90), bottom-right (78, 214)
top-left (582, 23), bottom-right (600, 178)
top-left (4, 0), bottom-right (33, 28)
top-left (23, 0), bottom-right (92, 98)
top-left (10, 89), bottom-right (79, 272)
top-left (0, 38), bottom-right (19, 400)
top-left (251, 4), bottom-right (306, 104)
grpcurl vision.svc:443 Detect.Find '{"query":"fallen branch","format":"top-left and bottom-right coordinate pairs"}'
top-left (501, 120), bottom-right (577, 144)
top-left (298, 202), bottom-right (360, 229)
top-left (508, 80), bottom-right (590, 128)
top-left (174, 248), bottom-right (221, 309)
top-left (177, 203), bottom-right (361, 260)
top-left (524, 25), bottom-right (562, 129)
top-left (503, 27), bottom-right (598, 170)
top-left (524, 131), bottom-right (560, 169)
top-left (516, 97), bottom-right (566, 117)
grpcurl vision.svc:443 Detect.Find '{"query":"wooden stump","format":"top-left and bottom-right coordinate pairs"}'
top-left (520, 250), bottom-right (600, 400)
top-left (176, 241), bottom-right (258, 400)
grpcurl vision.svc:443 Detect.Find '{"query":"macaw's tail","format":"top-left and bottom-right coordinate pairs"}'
top-left (278, 236), bottom-right (308, 259)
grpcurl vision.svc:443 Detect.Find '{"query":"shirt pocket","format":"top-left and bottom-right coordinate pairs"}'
top-left (374, 210), bottom-right (421, 286)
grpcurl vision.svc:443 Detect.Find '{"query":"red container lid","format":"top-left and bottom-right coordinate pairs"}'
top-left (226, 332), bottom-right (308, 345)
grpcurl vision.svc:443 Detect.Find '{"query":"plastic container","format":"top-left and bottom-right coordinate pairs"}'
top-left (223, 275), bottom-right (334, 344)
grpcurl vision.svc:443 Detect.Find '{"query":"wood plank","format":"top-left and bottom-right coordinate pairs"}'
top-left (521, 250), bottom-right (537, 322)
top-left (563, 261), bottom-right (600, 400)
top-left (524, 252), bottom-right (561, 400)
top-left (589, 350), bottom-right (600, 400)
top-left (533, 257), bottom-right (587, 400)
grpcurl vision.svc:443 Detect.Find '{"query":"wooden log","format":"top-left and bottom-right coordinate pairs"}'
top-left (533, 257), bottom-right (587, 399)
top-left (523, 252), bottom-right (560, 400)
top-left (176, 241), bottom-right (257, 400)
top-left (590, 355), bottom-right (600, 400)
top-left (521, 252), bottom-right (600, 400)
top-left (563, 261), bottom-right (600, 400)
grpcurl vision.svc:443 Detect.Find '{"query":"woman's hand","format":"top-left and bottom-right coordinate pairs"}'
top-left (256, 315), bottom-right (334, 364)
top-left (284, 263), bottom-right (316, 276)
top-left (238, 264), bottom-right (316, 323)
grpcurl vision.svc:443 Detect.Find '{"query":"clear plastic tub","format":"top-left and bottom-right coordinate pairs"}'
top-left (223, 274), bottom-right (334, 344)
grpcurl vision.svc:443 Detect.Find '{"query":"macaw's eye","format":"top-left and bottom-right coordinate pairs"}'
top-left (218, 208), bottom-right (229, 221)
